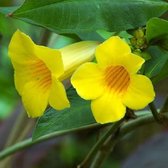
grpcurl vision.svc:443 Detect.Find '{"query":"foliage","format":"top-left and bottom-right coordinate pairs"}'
top-left (33, 88), bottom-right (96, 140)
top-left (12, 0), bottom-right (168, 34)
top-left (0, 0), bottom-right (168, 168)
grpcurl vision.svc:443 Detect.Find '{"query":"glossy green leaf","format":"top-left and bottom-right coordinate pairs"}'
top-left (96, 30), bottom-right (115, 40)
top-left (152, 60), bottom-right (168, 83)
top-left (77, 31), bottom-right (104, 41)
top-left (33, 88), bottom-right (96, 140)
top-left (144, 46), bottom-right (168, 78)
top-left (12, 0), bottom-right (168, 34)
top-left (146, 17), bottom-right (168, 50)
top-left (140, 52), bottom-right (151, 61)
top-left (146, 17), bottom-right (168, 42)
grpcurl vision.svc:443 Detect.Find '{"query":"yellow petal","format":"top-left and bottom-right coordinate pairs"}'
top-left (9, 30), bottom-right (64, 78)
top-left (49, 76), bottom-right (70, 110)
top-left (14, 62), bottom-right (33, 94)
top-left (8, 29), bottom-right (35, 64)
top-left (35, 46), bottom-right (64, 78)
top-left (71, 62), bottom-right (104, 100)
top-left (21, 81), bottom-right (50, 118)
top-left (91, 92), bottom-right (126, 124)
top-left (122, 74), bottom-right (155, 109)
top-left (122, 53), bottom-right (145, 74)
top-left (59, 41), bottom-right (99, 80)
top-left (13, 58), bottom-right (52, 95)
top-left (96, 36), bottom-right (131, 67)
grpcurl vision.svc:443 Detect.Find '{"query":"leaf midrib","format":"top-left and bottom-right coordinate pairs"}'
top-left (147, 56), bottom-right (168, 77)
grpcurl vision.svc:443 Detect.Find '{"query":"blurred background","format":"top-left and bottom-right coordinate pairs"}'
top-left (0, 0), bottom-right (168, 168)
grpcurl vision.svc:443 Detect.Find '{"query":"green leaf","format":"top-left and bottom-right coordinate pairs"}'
top-left (144, 46), bottom-right (168, 79)
top-left (152, 60), bottom-right (168, 83)
top-left (77, 31), bottom-right (104, 41)
top-left (146, 17), bottom-right (168, 42)
top-left (12, 0), bottom-right (168, 34)
top-left (33, 88), bottom-right (96, 140)
top-left (96, 30), bottom-right (115, 40)
top-left (140, 51), bottom-right (151, 61)
top-left (146, 17), bottom-right (168, 50)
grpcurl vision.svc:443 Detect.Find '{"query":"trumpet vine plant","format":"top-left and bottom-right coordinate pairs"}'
top-left (0, 0), bottom-right (168, 167)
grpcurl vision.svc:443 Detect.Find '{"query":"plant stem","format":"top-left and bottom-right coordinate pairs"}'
top-left (0, 123), bottom-right (99, 160)
top-left (148, 102), bottom-right (161, 124)
top-left (5, 111), bottom-right (27, 147)
top-left (1, 112), bottom-right (168, 161)
top-left (16, 119), bottom-right (34, 142)
top-left (78, 119), bottom-right (124, 168)
top-left (1, 111), bottom-right (30, 168)
top-left (90, 112), bottom-right (166, 168)
top-left (90, 136), bottom-right (117, 168)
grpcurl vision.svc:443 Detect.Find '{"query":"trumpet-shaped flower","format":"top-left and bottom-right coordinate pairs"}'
top-left (71, 36), bottom-right (155, 124)
top-left (9, 30), bottom-right (98, 118)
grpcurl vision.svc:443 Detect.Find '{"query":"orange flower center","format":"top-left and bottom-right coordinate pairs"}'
top-left (31, 60), bottom-right (52, 89)
top-left (104, 65), bottom-right (130, 94)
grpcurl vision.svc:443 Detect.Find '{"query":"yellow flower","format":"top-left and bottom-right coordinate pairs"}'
top-left (71, 36), bottom-right (155, 124)
top-left (9, 30), bottom-right (98, 118)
